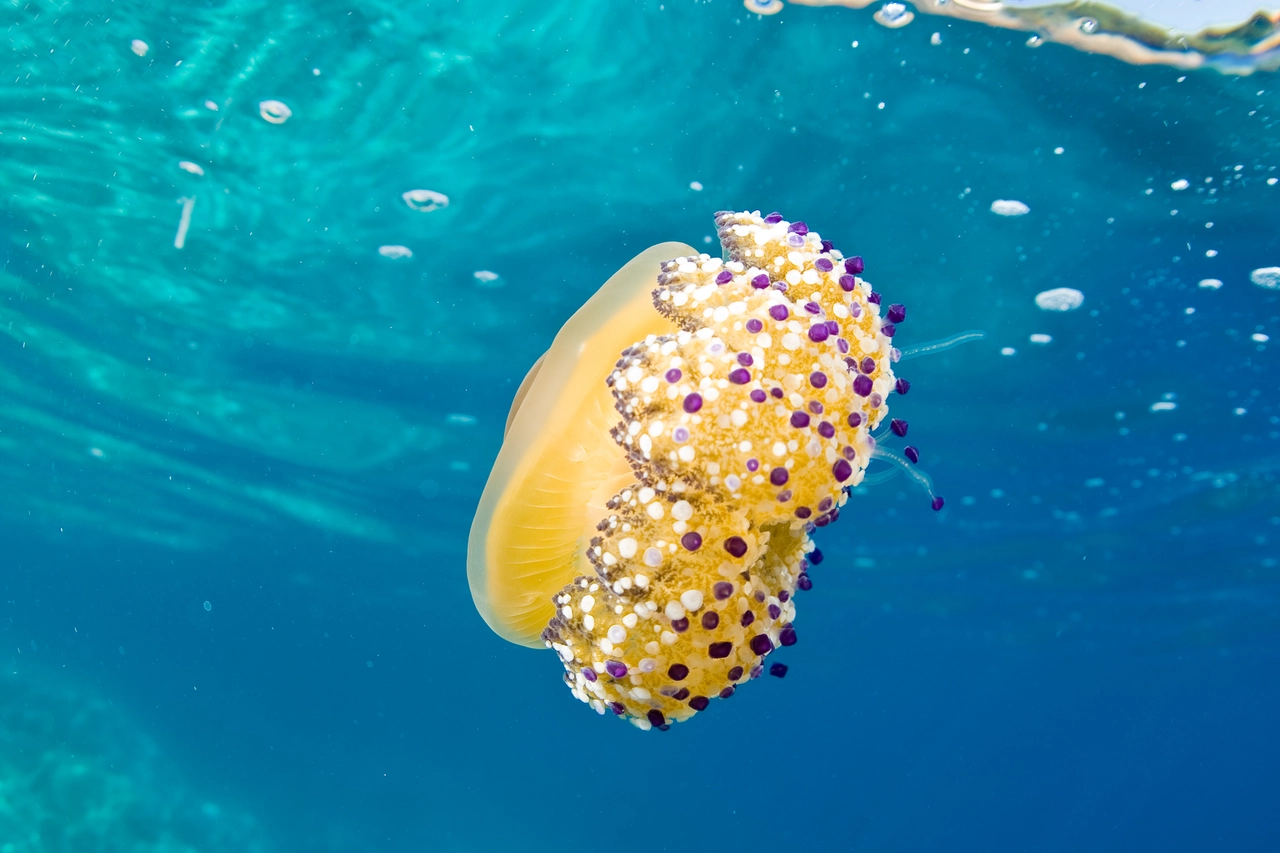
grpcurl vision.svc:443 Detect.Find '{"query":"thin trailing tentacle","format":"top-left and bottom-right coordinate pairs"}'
top-left (898, 329), bottom-right (986, 361)
top-left (871, 444), bottom-right (939, 503)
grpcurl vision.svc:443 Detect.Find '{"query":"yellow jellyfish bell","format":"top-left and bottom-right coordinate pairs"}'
top-left (469, 211), bottom-right (923, 731)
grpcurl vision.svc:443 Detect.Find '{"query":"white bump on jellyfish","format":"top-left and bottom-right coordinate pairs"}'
top-left (607, 624), bottom-right (627, 644)
top-left (1029, 333), bottom-right (1052, 345)
top-left (258, 100), bottom-right (292, 124)
top-left (671, 500), bottom-right (693, 521)
top-left (1151, 401), bottom-right (1177, 412)
top-left (178, 161), bottom-right (204, 176)
top-left (664, 601), bottom-right (686, 621)
top-left (203, 100), bottom-right (218, 111)
top-left (680, 590), bottom-right (704, 611)
top-left (1199, 279), bottom-right (1223, 289)
top-left (642, 547), bottom-right (662, 568)
top-left (1035, 287), bottom-right (1085, 311)
top-left (473, 270), bottom-right (503, 288)
top-left (1251, 267), bottom-right (1280, 289)
top-left (130, 39), bottom-right (149, 56)
top-left (1171, 179), bottom-right (1190, 191)
top-left (743, 0), bottom-right (783, 14)
top-left (874, 2), bottom-right (915, 27)
top-left (1269, 178), bottom-right (1279, 186)
top-left (378, 245), bottom-right (413, 259)
top-left (617, 538), bottom-right (638, 559)
top-left (690, 181), bottom-right (704, 191)
top-left (402, 189), bottom-right (449, 212)
top-left (991, 199), bottom-right (1030, 216)
top-left (1252, 333), bottom-right (1270, 343)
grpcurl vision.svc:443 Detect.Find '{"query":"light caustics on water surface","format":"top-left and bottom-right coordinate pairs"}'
top-left (761, 0), bottom-right (1280, 74)
top-left (469, 211), bottom-right (960, 730)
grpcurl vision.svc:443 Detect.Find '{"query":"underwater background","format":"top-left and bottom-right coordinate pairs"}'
top-left (2, 0), bottom-right (1279, 850)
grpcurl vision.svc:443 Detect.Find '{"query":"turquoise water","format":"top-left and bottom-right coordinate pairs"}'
top-left (3, 1), bottom-right (1278, 850)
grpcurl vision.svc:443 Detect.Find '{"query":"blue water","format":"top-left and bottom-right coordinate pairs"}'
top-left (3, 1), bottom-right (1278, 850)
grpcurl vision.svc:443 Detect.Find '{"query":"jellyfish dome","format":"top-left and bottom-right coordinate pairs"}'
top-left (468, 211), bottom-right (932, 730)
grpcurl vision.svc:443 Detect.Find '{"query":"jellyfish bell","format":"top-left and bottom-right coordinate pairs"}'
top-left (469, 242), bottom-right (698, 648)
top-left (468, 212), bottom-right (950, 729)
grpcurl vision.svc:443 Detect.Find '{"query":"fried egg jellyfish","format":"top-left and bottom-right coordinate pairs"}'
top-left (468, 211), bottom-right (949, 730)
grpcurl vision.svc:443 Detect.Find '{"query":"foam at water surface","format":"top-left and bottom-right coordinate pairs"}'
top-left (787, 0), bottom-right (1280, 72)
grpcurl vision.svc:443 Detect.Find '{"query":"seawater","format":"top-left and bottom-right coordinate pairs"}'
top-left (2, 1), bottom-right (1278, 851)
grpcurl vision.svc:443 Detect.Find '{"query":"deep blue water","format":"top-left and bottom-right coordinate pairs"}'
top-left (2, 1), bottom-right (1278, 851)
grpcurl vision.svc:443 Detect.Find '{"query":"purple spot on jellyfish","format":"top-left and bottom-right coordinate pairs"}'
top-left (683, 393), bottom-right (703, 413)
top-left (681, 531), bottom-right (703, 551)
top-left (890, 418), bottom-right (908, 437)
top-left (665, 368), bottom-right (682, 383)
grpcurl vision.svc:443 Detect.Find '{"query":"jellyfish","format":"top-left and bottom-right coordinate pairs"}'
top-left (468, 210), bottom-right (943, 730)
